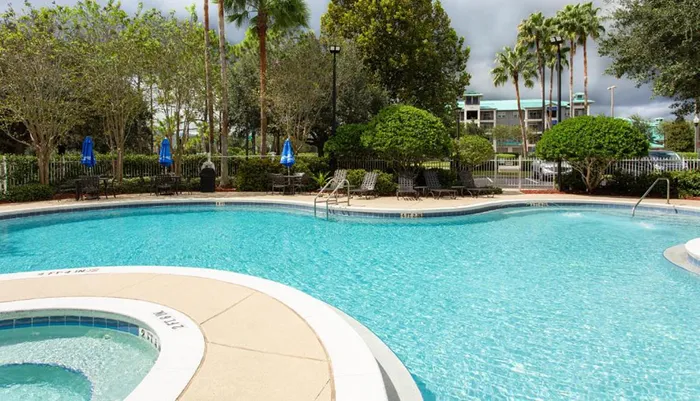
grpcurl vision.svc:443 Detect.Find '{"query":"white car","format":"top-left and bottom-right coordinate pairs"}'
top-left (532, 160), bottom-right (572, 179)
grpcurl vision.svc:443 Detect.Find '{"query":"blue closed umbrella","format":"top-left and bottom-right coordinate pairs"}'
top-left (159, 138), bottom-right (173, 167)
top-left (80, 137), bottom-right (96, 168)
top-left (280, 138), bottom-right (295, 168)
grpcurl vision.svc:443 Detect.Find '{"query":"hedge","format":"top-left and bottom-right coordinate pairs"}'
top-left (1, 183), bottom-right (54, 203)
top-left (560, 169), bottom-right (700, 198)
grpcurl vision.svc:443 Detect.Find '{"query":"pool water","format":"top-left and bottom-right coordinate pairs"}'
top-left (0, 363), bottom-right (92, 401)
top-left (1, 206), bottom-right (699, 400)
top-left (0, 326), bottom-right (158, 401)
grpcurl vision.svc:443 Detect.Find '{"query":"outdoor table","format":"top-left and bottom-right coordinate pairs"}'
top-left (101, 177), bottom-right (117, 198)
top-left (414, 186), bottom-right (429, 196)
top-left (282, 175), bottom-right (298, 195)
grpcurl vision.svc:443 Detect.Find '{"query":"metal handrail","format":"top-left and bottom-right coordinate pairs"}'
top-left (314, 178), bottom-right (350, 218)
top-left (632, 178), bottom-right (670, 217)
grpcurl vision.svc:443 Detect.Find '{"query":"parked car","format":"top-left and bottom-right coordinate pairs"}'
top-left (618, 150), bottom-right (688, 176)
top-left (532, 160), bottom-right (572, 179)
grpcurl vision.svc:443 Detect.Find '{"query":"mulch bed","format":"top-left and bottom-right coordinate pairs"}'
top-left (520, 189), bottom-right (565, 195)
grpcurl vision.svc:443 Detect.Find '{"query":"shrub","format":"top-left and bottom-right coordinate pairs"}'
top-left (374, 171), bottom-right (397, 196)
top-left (679, 152), bottom-right (698, 159)
top-left (456, 135), bottom-right (494, 168)
top-left (235, 158), bottom-right (282, 191)
top-left (672, 170), bottom-right (700, 198)
top-left (496, 153), bottom-right (517, 159)
top-left (536, 116), bottom-right (648, 192)
top-left (662, 121), bottom-right (694, 153)
top-left (2, 183), bottom-right (54, 202)
top-left (362, 105), bottom-right (452, 172)
top-left (324, 124), bottom-right (371, 159)
top-left (347, 169), bottom-right (367, 188)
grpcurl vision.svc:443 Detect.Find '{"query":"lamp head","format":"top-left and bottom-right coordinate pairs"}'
top-left (694, 115), bottom-right (700, 125)
top-left (329, 45), bottom-right (341, 54)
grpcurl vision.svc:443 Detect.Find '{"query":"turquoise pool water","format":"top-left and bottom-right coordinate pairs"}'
top-left (1, 205), bottom-right (699, 400)
top-left (0, 325), bottom-right (158, 401)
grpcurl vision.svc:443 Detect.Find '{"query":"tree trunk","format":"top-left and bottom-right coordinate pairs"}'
top-left (175, 108), bottom-right (181, 176)
top-left (548, 65), bottom-right (554, 128)
top-left (258, 16), bottom-right (268, 156)
top-left (116, 147), bottom-right (124, 182)
top-left (203, 0), bottom-right (215, 158)
top-left (582, 39), bottom-right (589, 111)
top-left (569, 41), bottom-right (575, 118)
top-left (218, 0), bottom-right (230, 187)
top-left (514, 79), bottom-right (528, 156)
top-left (36, 145), bottom-right (50, 185)
top-left (537, 42), bottom-right (545, 132)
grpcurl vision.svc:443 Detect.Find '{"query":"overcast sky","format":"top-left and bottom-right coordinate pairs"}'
top-left (6, 0), bottom-right (674, 119)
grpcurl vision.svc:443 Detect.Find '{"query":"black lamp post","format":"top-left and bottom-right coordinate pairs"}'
top-left (329, 45), bottom-right (341, 169)
top-left (694, 114), bottom-right (700, 156)
top-left (551, 36), bottom-right (564, 190)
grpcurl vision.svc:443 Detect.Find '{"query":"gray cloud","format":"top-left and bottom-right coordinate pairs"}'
top-left (7, 0), bottom-right (674, 119)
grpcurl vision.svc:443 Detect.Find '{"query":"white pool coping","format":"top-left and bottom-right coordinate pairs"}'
top-left (0, 266), bottom-right (389, 401)
top-left (685, 238), bottom-right (700, 263)
top-left (0, 297), bottom-right (204, 401)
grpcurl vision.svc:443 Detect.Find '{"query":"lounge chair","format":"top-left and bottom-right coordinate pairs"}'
top-left (396, 174), bottom-right (420, 200)
top-left (458, 170), bottom-right (495, 198)
top-left (350, 171), bottom-right (378, 199)
top-left (423, 170), bottom-right (457, 199)
top-left (321, 169), bottom-right (348, 197)
top-left (268, 173), bottom-right (288, 195)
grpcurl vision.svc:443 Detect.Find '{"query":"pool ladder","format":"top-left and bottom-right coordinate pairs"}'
top-left (313, 179), bottom-right (350, 219)
top-left (632, 178), bottom-right (672, 217)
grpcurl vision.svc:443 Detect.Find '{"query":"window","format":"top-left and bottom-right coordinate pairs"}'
top-left (481, 111), bottom-right (494, 120)
top-left (528, 111), bottom-right (543, 120)
top-left (574, 109), bottom-right (586, 117)
top-left (497, 112), bottom-right (506, 119)
top-left (481, 122), bottom-right (494, 129)
top-left (466, 111), bottom-right (479, 120)
top-left (512, 112), bottom-right (520, 119)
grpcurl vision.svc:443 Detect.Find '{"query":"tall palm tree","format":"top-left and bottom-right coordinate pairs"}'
top-left (223, 0), bottom-right (310, 155)
top-left (517, 13), bottom-right (550, 132)
top-left (491, 45), bottom-right (537, 155)
top-left (556, 4), bottom-right (583, 113)
top-left (203, 0), bottom-right (215, 157)
top-left (217, 0), bottom-right (230, 186)
top-left (579, 2), bottom-right (605, 111)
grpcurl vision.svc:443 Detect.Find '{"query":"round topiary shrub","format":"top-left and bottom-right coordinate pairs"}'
top-left (536, 116), bottom-right (648, 192)
top-left (456, 135), bottom-right (495, 169)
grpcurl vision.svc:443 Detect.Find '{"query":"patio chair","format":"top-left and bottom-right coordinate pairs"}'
top-left (268, 173), bottom-right (288, 195)
top-left (458, 170), bottom-right (495, 198)
top-left (77, 176), bottom-right (101, 200)
top-left (350, 171), bottom-right (378, 199)
top-left (321, 169), bottom-right (348, 197)
top-left (155, 175), bottom-right (175, 196)
top-left (423, 170), bottom-right (457, 199)
top-left (291, 172), bottom-right (308, 194)
top-left (396, 174), bottom-right (420, 200)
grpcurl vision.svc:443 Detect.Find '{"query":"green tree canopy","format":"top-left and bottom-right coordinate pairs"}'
top-left (599, 0), bottom-right (700, 116)
top-left (322, 0), bottom-right (470, 123)
top-left (362, 105), bottom-right (451, 172)
top-left (324, 123), bottom-right (370, 159)
top-left (456, 135), bottom-right (494, 169)
top-left (537, 116), bottom-right (648, 192)
top-left (627, 114), bottom-right (653, 142)
top-left (661, 121), bottom-right (694, 153)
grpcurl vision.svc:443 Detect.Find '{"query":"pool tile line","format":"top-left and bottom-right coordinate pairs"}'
top-left (0, 314), bottom-right (142, 336)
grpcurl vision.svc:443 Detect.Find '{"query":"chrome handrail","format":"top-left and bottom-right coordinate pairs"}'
top-left (632, 178), bottom-right (670, 217)
top-left (314, 178), bottom-right (350, 218)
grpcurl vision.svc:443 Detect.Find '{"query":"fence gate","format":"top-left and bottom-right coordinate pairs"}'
top-left (472, 157), bottom-right (557, 189)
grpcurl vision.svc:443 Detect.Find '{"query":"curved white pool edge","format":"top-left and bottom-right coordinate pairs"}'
top-left (0, 297), bottom-right (204, 401)
top-left (0, 196), bottom-right (697, 219)
top-left (0, 266), bottom-right (389, 401)
top-left (685, 238), bottom-right (700, 265)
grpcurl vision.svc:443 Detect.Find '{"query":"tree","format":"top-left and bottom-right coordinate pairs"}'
top-left (518, 13), bottom-right (550, 131)
top-left (223, 0), bottom-right (310, 156)
top-left (661, 121), bottom-right (694, 153)
top-left (491, 45), bottom-right (537, 155)
top-left (599, 0), bottom-right (700, 117)
top-left (456, 135), bottom-right (494, 169)
top-left (536, 116), bottom-right (648, 192)
top-left (204, 0), bottom-right (215, 156)
top-left (628, 114), bottom-right (653, 142)
top-left (578, 3), bottom-right (604, 109)
top-left (217, 0), bottom-right (231, 186)
top-left (322, 0), bottom-right (470, 123)
top-left (324, 123), bottom-right (370, 159)
top-left (544, 37), bottom-right (569, 127)
top-left (556, 4), bottom-right (583, 110)
top-left (362, 105), bottom-right (451, 173)
top-left (0, 5), bottom-right (86, 184)
top-left (463, 122), bottom-right (486, 137)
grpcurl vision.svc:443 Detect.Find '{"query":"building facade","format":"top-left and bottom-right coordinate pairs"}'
top-left (457, 91), bottom-right (593, 133)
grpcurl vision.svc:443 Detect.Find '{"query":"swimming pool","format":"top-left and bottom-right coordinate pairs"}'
top-left (1, 204), bottom-right (699, 400)
top-left (0, 320), bottom-right (158, 400)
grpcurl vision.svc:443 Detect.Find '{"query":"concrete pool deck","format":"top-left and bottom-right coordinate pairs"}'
top-left (0, 271), bottom-right (335, 401)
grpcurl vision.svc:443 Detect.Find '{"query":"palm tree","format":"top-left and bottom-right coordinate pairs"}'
top-left (579, 2), bottom-right (605, 111)
top-left (517, 13), bottom-right (550, 133)
top-left (217, 0), bottom-right (230, 186)
top-left (203, 0), bottom-right (215, 157)
top-left (223, 0), bottom-right (310, 156)
top-left (491, 45), bottom-right (537, 155)
top-left (556, 4), bottom-right (583, 113)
